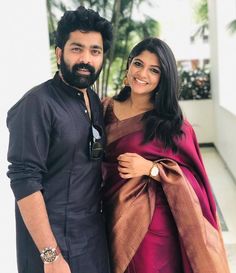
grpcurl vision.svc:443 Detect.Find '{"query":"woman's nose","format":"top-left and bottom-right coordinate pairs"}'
top-left (137, 67), bottom-right (148, 78)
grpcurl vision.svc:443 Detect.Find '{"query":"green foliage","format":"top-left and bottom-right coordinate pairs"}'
top-left (194, 0), bottom-right (208, 24)
top-left (191, 0), bottom-right (208, 42)
top-left (227, 19), bottom-right (236, 35)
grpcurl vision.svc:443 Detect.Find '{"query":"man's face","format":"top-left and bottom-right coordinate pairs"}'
top-left (56, 30), bottom-right (104, 90)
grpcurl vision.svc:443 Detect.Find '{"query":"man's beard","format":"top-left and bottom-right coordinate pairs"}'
top-left (60, 56), bottom-right (102, 89)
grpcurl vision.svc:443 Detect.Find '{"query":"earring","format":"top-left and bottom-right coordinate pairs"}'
top-left (123, 75), bottom-right (129, 87)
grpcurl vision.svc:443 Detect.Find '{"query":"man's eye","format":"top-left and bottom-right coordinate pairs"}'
top-left (71, 47), bottom-right (80, 52)
top-left (92, 49), bottom-right (102, 55)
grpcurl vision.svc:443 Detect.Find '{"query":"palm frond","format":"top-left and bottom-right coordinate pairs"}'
top-left (227, 19), bottom-right (236, 34)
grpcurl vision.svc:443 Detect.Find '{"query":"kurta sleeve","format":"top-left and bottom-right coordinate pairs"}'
top-left (7, 92), bottom-right (51, 201)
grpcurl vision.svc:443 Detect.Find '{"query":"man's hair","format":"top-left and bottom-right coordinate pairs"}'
top-left (55, 6), bottom-right (113, 53)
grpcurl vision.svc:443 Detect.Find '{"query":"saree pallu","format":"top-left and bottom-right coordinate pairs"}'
top-left (102, 100), bottom-right (230, 273)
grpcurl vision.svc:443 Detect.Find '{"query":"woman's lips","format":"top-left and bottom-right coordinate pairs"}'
top-left (134, 77), bottom-right (148, 85)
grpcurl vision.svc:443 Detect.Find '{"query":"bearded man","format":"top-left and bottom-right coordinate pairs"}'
top-left (6, 6), bottom-right (113, 273)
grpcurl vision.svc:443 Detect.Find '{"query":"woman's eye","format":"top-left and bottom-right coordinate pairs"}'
top-left (133, 61), bottom-right (142, 67)
top-left (151, 68), bottom-right (161, 74)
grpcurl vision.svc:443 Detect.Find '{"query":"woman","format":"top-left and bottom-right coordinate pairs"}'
top-left (102, 38), bottom-right (230, 273)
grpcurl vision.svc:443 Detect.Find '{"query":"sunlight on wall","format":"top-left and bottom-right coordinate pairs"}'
top-left (216, 0), bottom-right (236, 116)
top-left (0, 1), bottom-right (51, 273)
top-left (132, 0), bottom-right (209, 61)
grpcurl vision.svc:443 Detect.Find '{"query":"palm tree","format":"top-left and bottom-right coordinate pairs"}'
top-left (191, 0), bottom-right (209, 43)
top-left (104, 0), bottom-right (122, 96)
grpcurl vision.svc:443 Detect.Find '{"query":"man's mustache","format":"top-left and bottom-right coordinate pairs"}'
top-left (72, 63), bottom-right (95, 74)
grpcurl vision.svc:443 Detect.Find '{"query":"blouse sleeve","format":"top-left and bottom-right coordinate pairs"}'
top-left (6, 92), bottom-right (51, 201)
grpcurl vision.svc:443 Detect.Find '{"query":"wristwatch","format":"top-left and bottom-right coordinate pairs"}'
top-left (40, 246), bottom-right (61, 264)
top-left (149, 163), bottom-right (159, 177)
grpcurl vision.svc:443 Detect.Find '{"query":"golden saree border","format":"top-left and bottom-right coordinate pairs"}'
top-left (106, 159), bottom-right (230, 273)
top-left (105, 176), bottom-right (156, 273)
top-left (158, 159), bottom-right (230, 273)
top-left (102, 97), bottom-right (144, 146)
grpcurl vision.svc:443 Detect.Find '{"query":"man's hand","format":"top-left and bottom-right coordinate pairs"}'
top-left (44, 255), bottom-right (71, 273)
top-left (117, 153), bottom-right (153, 179)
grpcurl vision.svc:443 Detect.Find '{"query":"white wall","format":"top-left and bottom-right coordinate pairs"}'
top-left (0, 1), bottom-right (51, 272)
top-left (208, 0), bottom-right (236, 180)
top-left (179, 99), bottom-right (214, 144)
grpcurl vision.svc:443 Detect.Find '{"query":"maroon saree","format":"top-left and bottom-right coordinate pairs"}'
top-left (102, 99), bottom-right (230, 273)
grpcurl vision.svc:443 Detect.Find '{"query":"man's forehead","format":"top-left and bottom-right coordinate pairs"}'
top-left (68, 30), bottom-right (103, 47)
top-left (68, 42), bottom-right (103, 50)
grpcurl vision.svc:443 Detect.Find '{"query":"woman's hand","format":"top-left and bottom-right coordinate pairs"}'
top-left (117, 153), bottom-right (153, 179)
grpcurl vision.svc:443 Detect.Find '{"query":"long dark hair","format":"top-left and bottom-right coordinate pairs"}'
top-left (114, 37), bottom-right (183, 152)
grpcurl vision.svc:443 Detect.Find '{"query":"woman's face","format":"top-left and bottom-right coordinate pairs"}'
top-left (127, 50), bottom-right (161, 96)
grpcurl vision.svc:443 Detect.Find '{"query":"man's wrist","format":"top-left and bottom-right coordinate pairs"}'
top-left (40, 245), bottom-right (61, 264)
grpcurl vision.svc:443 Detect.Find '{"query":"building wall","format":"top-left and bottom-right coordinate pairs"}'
top-left (0, 1), bottom-right (51, 272)
top-left (179, 99), bottom-right (214, 144)
top-left (208, 0), bottom-right (236, 180)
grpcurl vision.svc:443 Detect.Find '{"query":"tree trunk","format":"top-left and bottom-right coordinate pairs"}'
top-left (47, 0), bottom-right (56, 41)
top-left (101, 59), bottom-right (108, 98)
top-left (115, 0), bottom-right (134, 94)
top-left (104, 0), bottom-right (121, 96)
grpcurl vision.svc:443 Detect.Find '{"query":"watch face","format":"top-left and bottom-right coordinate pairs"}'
top-left (41, 248), bottom-right (57, 263)
top-left (151, 166), bottom-right (159, 177)
top-left (45, 249), bottom-right (56, 262)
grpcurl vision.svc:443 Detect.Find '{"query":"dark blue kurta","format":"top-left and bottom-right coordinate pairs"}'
top-left (7, 73), bottom-right (110, 273)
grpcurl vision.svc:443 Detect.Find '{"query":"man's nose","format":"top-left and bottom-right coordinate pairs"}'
top-left (78, 50), bottom-right (91, 64)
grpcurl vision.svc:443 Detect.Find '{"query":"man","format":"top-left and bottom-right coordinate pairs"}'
top-left (7, 6), bottom-right (113, 273)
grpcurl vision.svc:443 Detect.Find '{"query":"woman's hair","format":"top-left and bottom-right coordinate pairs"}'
top-left (55, 6), bottom-right (113, 53)
top-left (114, 37), bottom-right (183, 152)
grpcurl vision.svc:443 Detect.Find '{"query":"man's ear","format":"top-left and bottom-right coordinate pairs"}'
top-left (55, 47), bottom-right (62, 65)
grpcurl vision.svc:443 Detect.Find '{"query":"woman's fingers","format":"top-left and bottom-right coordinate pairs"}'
top-left (118, 161), bottom-right (130, 168)
top-left (119, 172), bottom-right (132, 179)
top-left (118, 166), bottom-right (130, 173)
top-left (117, 153), bottom-right (148, 178)
top-left (117, 153), bottom-right (138, 161)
